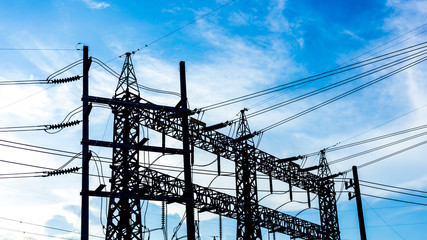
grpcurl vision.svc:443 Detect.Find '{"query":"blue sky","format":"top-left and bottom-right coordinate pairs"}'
top-left (0, 0), bottom-right (426, 239)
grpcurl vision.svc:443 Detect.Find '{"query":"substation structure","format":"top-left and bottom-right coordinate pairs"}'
top-left (80, 46), bottom-right (341, 240)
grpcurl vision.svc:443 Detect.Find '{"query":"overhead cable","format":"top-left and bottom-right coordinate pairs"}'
top-left (360, 180), bottom-right (427, 195)
top-left (304, 124), bottom-right (427, 157)
top-left (258, 54), bottom-right (427, 133)
top-left (362, 193), bottom-right (427, 207)
top-left (329, 130), bottom-right (427, 164)
top-left (341, 139), bottom-right (427, 172)
top-left (360, 184), bottom-right (427, 199)
top-left (245, 48), bottom-right (427, 120)
top-left (197, 41), bottom-right (427, 112)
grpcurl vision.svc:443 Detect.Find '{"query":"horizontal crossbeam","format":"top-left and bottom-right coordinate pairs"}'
top-left (90, 97), bottom-right (320, 193)
top-left (88, 167), bottom-right (323, 239)
top-left (138, 108), bottom-right (320, 193)
top-left (84, 139), bottom-right (186, 154)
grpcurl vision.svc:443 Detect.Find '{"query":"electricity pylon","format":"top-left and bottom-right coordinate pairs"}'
top-left (105, 52), bottom-right (143, 240)
top-left (235, 109), bottom-right (262, 239)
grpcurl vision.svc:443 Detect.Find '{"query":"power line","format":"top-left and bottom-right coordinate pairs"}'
top-left (362, 193), bottom-right (427, 207)
top-left (0, 79), bottom-right (47, 85)
top-left (360, 184), bottom-right (427, 199)
top-left (197, 41), bottom-right (427, 112)
top-left (341, 138), bottom-right (427, 172)
top-left (0, 216), bottom-right (103, 239)
top-left (304, 124), bottom-right (427, 157)
top-left (247, 23), bottom-right (427, 113)
top-left (258, 54), bottom-right (427, 133)
top-left (360, 180), bottom-right (427, 195)
top-left (329, 130), bottom-right (427, 164)
top-left (0, 48), bottom-right (78, 51)
top-left (98, 0), bottom-right (235, 65)
top-left (340, 22), bottom-right (427, 65)
top-left (130, 0), bottom-right (236, 55)
top-left (245, 48), bottom-right (427, 120)
top-left (0, 226), bottom-right (78, 240)
top-left (362, 199), bottom-right (406, 240)
top-left (331, 103), bottom-right (427, 147)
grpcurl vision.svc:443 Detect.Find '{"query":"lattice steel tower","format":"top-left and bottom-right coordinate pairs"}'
top-left (106, 53), bottom-right (143, 240)
top-left (318, 150), bottom-right (341, 240)
top-left (235, 109), bottom-right (262, 240)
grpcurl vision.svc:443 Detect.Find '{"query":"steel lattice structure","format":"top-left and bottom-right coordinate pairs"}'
top-left (318, 151), bottom-right (340, 240)
top-left (83, 55), bottom-right (342, 239)
top-left (89, 167), bottom-right (323, 239)
top-left (235, 109), bottom-right (262, 239)
top-left (105, 53), bottom-right (143, 240)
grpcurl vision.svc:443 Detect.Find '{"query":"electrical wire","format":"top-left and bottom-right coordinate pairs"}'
top-left (0, 48), bottom-right (78, 51)
top-left (362, 199), bottom-right (407, 240)
top-left (92, 57), bottom-right (181, 97)
top-left (329, 130), bottom-right (427, 164)
top-left (330, 103), bottom-right (427, 147)
top-left (360, 184), bottom-right (427, 199)
top-left (0, 124), bottom-right (47, 132)
top-left (360, 180), bottom-right (427, 195)
top-left (249, 23), bottom-right (427, 114)
top-left (197, 42), bottom-right (427, 112)
top-left (258, 54), bottom-right (427, 133)
top-left (0, 227), bottom-right (78, 240)
top-left (324, 124), bottom-right (427, 154)
top-left (361, 193), bottom-right (427, 207)
top-left (130, 0), bottom-right (236, 56)
top-left (0, 79), bottom-right (48, 85)
top-left (0, 216), bottom-right (103, 239)
top-left (341, 138), bottom-right (427, 173)
top-left (98, 0), bottom-right (235, 66)
top-left (46, 59), bottom-right (83, 81)
top-left (245, 48), bottom-right (427, 120)
top-left (341, 22), bottom-right (427, 65)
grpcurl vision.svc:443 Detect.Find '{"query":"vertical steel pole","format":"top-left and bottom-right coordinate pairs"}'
top-left (81, 46), bottom-right (89, 240)
top-left (352, 166), bottom-right (367, 240)
top-left (180, 61), bottom-right (196, 240)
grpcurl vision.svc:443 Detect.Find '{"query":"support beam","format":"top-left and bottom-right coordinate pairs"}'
top-left (352, 166), bottom-right (366, 240)
top-left (135, 107), bottom-right (320, 193)
top-left (89, 96), bottom-right (319, 193)
top-left (179, 61), bottom-right (196, 240)
top-left (81, 45), bottom-right (90, 240)
top-left (138, 167), bottom-right (323, 239)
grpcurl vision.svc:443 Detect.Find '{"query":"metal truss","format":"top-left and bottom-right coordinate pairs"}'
top-left (317, 151), bottom-right (340, 240)
top-left (136, 107), bottom-right (320, 193)
top-left (87, 95), bottom-right (342, 240)
top-left (137, 167), bottom-right (323, 240)
top-left (87, 96), bottom-right (342, 239)
top-left (90, 166), bottom-right (323, 239)
top-left (235, 110), bottom-right (262, 239)
top-left (105, 53), bottom-right (143, 240)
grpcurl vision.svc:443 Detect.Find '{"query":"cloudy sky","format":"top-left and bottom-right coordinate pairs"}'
top-left (0, 0), bottom-right (426, 239)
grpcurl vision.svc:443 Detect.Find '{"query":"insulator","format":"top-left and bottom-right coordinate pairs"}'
top-left (46, 167), bottom-right (80, 176)
top-left (47, 75), bottom-right (81, 84)
top-left (161, 201), bottom-right (166, 227)
top-left (46, 120), bottom-right (81, 130)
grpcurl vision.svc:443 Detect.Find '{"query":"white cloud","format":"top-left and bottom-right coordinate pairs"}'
top-left (81, 0), bottom-right (110, 9)
top-left (342, 29), bottom-right (364, 41)
top-left (265, 0), bottom-right (290, 33)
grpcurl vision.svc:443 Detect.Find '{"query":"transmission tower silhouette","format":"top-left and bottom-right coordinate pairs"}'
top-left (80, 46), bottom-right (342, 240)
top-left (105, 52), bottom-right (143, 239)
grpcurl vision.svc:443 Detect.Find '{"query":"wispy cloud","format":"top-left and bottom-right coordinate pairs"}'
top-left (81, 0), bottom-right (110, 9)
top-left (265, 0), bottom-right (290, 33)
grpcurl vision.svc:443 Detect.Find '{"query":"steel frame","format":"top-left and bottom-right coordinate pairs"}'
top-left (83, 59), bottom-right (342, 239)
top-left (105, 53), bottom-right (143, 240)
